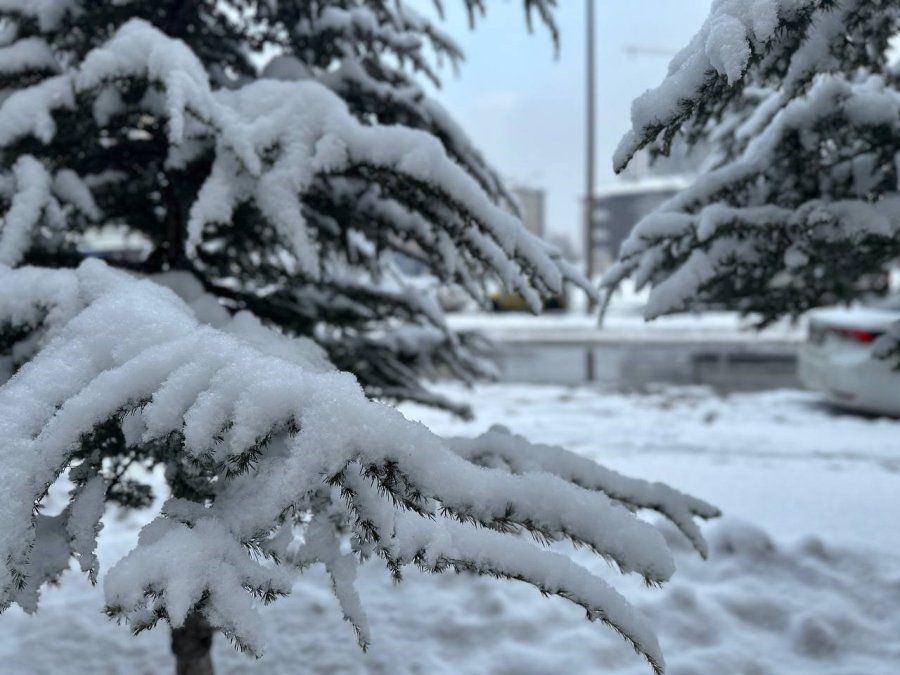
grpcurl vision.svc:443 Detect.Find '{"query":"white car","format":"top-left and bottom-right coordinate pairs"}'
top-left (799, 299), bottom-right (900, 416)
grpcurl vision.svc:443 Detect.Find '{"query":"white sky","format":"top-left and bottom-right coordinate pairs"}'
top-left (413, 1), bottom-right (713, 244)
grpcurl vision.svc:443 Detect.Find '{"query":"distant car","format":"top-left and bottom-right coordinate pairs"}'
top-left (799, 298), bottom-right (900, 415)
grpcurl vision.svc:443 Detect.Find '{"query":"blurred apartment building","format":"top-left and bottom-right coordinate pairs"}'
top-left (512, 187), bottom-right (546, 239)
top-left (586, 176), bottom-right (688, 274)
top-left (513, 187), bottom-right (576, 262)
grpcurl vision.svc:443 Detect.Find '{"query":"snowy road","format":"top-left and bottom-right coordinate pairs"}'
top-left (1, 384), bottom-right (897, 674)
top-left (449, 312), bottom-right (802, 390)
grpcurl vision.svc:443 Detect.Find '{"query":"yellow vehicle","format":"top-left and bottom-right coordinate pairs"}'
top-left (489, 290), bottom-right (566, 312)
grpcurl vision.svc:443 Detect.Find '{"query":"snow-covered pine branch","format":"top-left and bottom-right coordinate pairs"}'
top-left (0, 0), bottom-right (578, 412)
top-left (0, 6), bottom-right (585, 415)
top-left (612, 0), bottom-right (824, 173)
top-left (447, 426), bottom-right (720, 558)
top-left (605, 0), bottom-right (900, 326)
top-left (280, 0), bottom-right (557, 207)
top-left (0, 259), bottom-right (713, 674)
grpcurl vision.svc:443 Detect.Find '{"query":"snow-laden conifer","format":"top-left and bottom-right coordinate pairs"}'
top-left (0, 3), bottom-right (716, 674)
top-left (605, 0), bottom-right (900, 327)
top-left (0, 259), bottom-right (716, 674)
top-left (0, 0), bottom-right (576, 415)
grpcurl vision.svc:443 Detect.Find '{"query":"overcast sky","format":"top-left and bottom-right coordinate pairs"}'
top-left (413, 1), bottom-right (713, 243)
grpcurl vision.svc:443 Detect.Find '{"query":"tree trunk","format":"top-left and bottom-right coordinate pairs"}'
top-left (171, 611), bottom-right (215, 675)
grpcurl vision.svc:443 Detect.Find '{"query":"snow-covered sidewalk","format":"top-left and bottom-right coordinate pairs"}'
top-left (1, 384), bottom-right (897, 674)
top-left (447, 310), bottom-right (804, 344)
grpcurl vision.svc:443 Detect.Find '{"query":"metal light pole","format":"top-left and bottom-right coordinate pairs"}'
top-left (584, 0), bottom-right (596, 382)
top-left (584, 0), bottom-right (596, 313)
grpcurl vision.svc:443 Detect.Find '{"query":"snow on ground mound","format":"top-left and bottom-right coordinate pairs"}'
top-left (1, 383), bottom-right (897, 674)
top-left (642, 518), bottom-right (900, 675)
top-left (1, 515), bottom-right (896, 674)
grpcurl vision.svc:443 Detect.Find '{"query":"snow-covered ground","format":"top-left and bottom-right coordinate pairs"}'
top-left (2, 384), bottom-right (898, 674)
